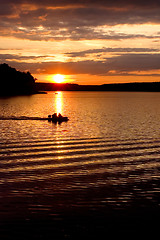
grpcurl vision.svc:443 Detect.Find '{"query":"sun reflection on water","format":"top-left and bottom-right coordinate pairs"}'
top-left (55, 92), bottom-right (63, 114)
top-left (54, 92), bottom-right (65, 158)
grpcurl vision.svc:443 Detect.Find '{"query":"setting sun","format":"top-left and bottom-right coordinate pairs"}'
top-left (53, 74), bottom-right (65, 83)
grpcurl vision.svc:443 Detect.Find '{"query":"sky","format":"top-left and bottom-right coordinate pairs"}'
top-left (0, 0), bottom-right (160, 85)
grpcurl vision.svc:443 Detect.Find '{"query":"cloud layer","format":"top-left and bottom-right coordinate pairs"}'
top-left (0, 0), bottom-right (160, 40)
top-left (0, 0), bottom-right (160, 82)
top-left (2, 53), bottom-right (160, 77)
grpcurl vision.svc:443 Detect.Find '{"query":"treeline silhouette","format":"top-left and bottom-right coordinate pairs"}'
top-left (1, 63), bottom-right (160, 96)
top-left (36, 82), bottom-right (160, 92)
top-left (0, 63), bottom-right (36, 96)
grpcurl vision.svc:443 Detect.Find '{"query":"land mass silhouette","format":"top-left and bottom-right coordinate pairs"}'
top-left (1, 63), bottom-right (160, 96)
top-left (0, 63), bottom-right (37, 96)
top-left (36, 82), bottom-right (160, 92)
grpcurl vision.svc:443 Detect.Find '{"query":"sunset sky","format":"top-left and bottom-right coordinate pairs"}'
top-left (0, 0), bottom-right (160, 84)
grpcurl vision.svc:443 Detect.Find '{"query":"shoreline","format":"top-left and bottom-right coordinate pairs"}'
top-left (36, 82), bottom-right (160, 92)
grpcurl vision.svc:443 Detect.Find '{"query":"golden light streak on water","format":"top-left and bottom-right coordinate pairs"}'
top-left (55, 92), bottom-right (63, 114)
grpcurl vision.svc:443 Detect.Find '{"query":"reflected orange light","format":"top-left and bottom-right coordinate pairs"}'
top-left (55, 91), bottom-right (62, 114)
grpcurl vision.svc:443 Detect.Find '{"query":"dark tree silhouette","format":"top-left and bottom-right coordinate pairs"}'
top-left (0, 63), bottom-right (36, 96)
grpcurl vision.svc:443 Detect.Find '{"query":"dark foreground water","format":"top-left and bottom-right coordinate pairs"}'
top-left (0, 91), bottom-right (160, 238)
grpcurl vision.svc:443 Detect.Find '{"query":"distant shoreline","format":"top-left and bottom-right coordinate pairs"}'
top-left (0, 91), bottom-right (47, 97)
top-left (36, 82), bottom-right (160, 92)
top-left (1, 81), bottom-right (160, 97)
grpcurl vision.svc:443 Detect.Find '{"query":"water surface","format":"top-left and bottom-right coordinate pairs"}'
top-left (0, 91), bottom-right (160, 237)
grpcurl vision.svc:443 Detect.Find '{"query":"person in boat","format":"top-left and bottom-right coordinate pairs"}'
top-left (48, 112), bottom-right (68, 122)
top-left (58, 113), bottom-right (62, 119)
top-left (52, 113), bottom-right (57, 119)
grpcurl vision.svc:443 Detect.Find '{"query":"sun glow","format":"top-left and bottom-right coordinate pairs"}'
top-left (53, 74), bottom-right (65, 83)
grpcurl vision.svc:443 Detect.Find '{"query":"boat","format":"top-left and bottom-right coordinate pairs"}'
top-left (48, 113), bottom-right (69, 123)
top-left (0, 114), bottom-right (69, 122)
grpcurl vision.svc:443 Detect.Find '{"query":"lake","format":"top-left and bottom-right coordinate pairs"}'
top-left (0, 91), bottom-right (160, 238)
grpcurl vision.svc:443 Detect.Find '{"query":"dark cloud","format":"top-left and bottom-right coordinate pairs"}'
top-left (1, 0), bottom-right (160, 8)
top-left (0, 1), bottom-right (160, 40)
top-left (3, 53), bottom-right (160, 77)
top-left (66, 48), bottom-right (159, 57)
top-left (0, 3), bottom-right (14, 16)
top-left (106, 53), bottom-right (160, 72)
top-left (1, 25), bottom-right (158, 41)
top-left (0, 54), bottom-right (48, 61)
top-left (32, 53), bottom-right (160, 76)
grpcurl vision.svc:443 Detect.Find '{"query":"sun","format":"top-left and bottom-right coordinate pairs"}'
top-left (53, 74), bottom-right (65, 83)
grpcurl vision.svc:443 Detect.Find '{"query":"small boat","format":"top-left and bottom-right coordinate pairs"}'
top-left (48, 113), bottom-right (69, 123)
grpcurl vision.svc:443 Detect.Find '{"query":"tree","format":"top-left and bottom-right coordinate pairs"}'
top-left (0, 63), bottom-right (36, 96)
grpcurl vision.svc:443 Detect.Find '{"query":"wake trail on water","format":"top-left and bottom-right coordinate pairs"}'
top-left (0, 116), bottom-right (50, 121)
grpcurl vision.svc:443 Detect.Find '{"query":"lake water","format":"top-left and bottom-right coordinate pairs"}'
top-left (0, 91), bottom-right (160, 238)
